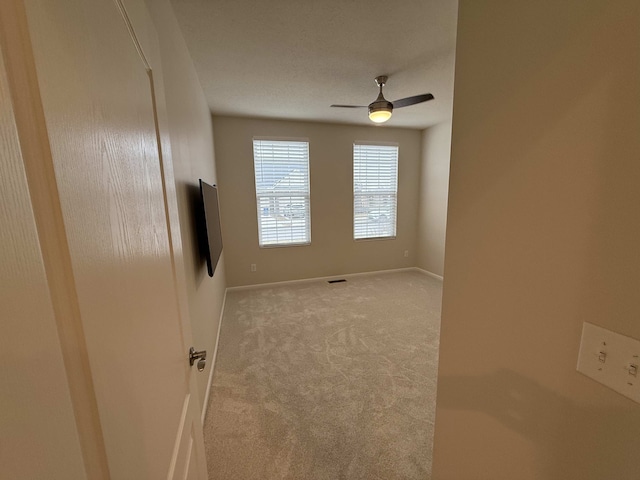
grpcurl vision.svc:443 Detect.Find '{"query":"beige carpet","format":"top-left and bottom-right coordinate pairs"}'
top-left (204, 270), bottom-right (442, 480)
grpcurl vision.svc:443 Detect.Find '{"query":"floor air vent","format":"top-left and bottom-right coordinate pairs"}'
top-left (327, 279), bottom-right (347, 284)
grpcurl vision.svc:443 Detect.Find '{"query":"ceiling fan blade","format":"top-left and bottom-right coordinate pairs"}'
top-left (391, 93), bottom-right (434, 108)
top-left (330, 104), bottom-right (367, 108)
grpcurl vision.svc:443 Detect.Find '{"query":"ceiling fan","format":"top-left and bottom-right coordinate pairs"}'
top-left (331, 75), bottom-right (434, 124)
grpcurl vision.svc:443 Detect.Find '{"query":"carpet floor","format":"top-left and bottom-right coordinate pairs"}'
top-left (203, 270), bottom-right (442, 480)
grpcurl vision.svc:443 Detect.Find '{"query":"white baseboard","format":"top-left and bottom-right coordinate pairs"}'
top-left (413, 267), bottom-right (444, 281)
top-left (201, 288), bottom-right (227, 424)
top-left (226, 267), bottom-right (418, 292)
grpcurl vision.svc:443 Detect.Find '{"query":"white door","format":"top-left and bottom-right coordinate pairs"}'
top-left (11, 0), bottom-right (208, 477)
top-left (0, 40), bottom-right (88, 480)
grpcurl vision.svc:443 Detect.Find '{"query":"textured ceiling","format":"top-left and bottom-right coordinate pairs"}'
top-left (170, 0), bottom-right (458, 129)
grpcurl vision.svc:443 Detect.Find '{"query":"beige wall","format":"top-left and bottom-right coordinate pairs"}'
top-left (212, 116), bottom-right (422, 287)
top-left (417, 122), bottom-right (451, 276)
top-left (147, 0), bottom-right (226, 411)
top-left (434, 1), bottom-right (640, 479)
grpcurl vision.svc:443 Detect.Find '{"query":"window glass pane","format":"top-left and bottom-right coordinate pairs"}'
top-left (253, 140), bottom-right (311, 246)
top-left (353, 144), bottom-right (398, 240)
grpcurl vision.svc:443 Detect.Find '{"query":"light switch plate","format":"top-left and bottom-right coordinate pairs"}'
top-left (577, 322), bottom-right (640, 404)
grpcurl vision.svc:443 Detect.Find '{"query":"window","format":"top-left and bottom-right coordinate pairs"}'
top-left (253, 139), bottom-right (311, 246)
top-left (353, 143), bottom-right (398, 240)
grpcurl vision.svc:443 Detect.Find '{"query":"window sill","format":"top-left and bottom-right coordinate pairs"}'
top-left (259, 242), bottom-right (311, 249)
top-left (354, 236), bottom-right (396, 242)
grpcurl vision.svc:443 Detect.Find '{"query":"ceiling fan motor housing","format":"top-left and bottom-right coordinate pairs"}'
top-left (369, 75), bottom-right (393, 118)
top-left (368, 94), bottom-right (393, 116)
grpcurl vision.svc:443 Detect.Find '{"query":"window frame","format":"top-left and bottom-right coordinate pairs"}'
top-left (353, 142), bottom-right (399, 241)
top-left (252, 137), bottom-right (312, 248)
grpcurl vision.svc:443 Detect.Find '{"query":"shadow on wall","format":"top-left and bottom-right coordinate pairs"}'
top-left (437, 370), bottom-right (640, 479)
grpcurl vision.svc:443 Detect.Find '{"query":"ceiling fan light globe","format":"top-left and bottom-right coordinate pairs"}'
top-left (369, 110), bottom-right (392, 123)
top-left (368, 98), bottom-right (393, 123)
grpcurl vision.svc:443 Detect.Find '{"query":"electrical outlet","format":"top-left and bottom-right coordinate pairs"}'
top-left (404, 250), bottom-right (409, 258)
top-left (577, 322), bottom-right (640, 404)
top-left (250, 264), bottom-right (256, 272)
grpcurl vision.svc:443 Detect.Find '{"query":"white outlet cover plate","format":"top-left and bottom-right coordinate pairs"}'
top-left (577, 322), bottom-right (640, 404)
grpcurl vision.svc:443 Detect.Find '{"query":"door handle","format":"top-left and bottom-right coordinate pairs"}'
top-left (189, 347), bottom-right (207, 372)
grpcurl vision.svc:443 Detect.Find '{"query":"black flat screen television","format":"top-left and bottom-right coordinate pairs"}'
top-left (199, 180), bottom-right (223, 277)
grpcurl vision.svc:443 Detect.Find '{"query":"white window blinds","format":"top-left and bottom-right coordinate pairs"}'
top-left (253, 139), bottom-right (311, 246)
top-left (353, 144), bottom-right (398, 240)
